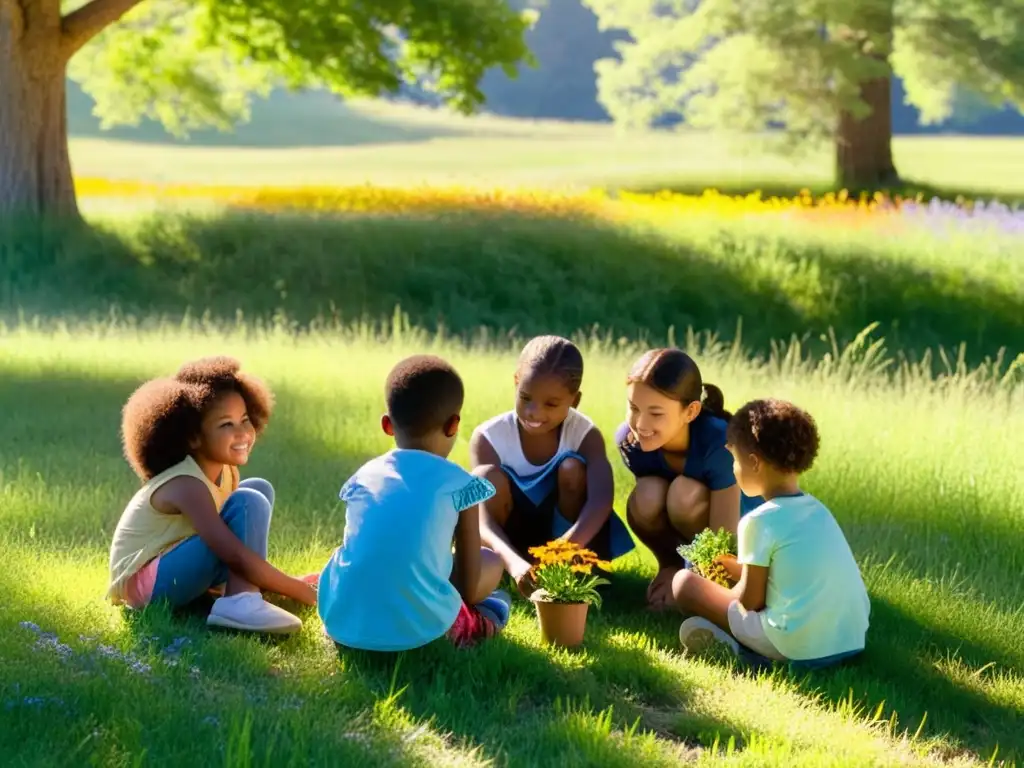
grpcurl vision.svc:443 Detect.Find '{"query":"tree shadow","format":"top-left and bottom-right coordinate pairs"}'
top-left (3, 206), bottom-right (1020, 367)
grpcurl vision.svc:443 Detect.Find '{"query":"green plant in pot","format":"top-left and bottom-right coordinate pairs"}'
top-left (678, 527), bottom-right (739, 587)
top-left (527, 540), bottom-right (611, 648)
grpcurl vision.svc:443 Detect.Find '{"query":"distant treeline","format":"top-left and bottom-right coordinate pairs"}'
top-left (466, 0), bottom-right (1024, 135)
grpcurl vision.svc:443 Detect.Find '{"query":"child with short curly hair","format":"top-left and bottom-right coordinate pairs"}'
top-left (107, 356), bottom-right (315, 635)
top-left (672, 399), bottom-right (870, 668)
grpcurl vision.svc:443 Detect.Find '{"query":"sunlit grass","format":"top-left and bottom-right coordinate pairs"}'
top-left (1, 317), bottom-right (1021, 766)
top-left (68, 92), bottom-right (1024, 199)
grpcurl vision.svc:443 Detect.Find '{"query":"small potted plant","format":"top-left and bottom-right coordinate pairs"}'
top-left (527, 540), bottom-right (611, 648)
top-left (678, 528), bottom-right (739, 587)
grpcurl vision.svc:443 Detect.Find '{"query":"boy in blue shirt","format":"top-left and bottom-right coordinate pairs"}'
top-left (672, 399), bottom-right (870, 668)
top-left (318, 355), bottom-right (511, 651)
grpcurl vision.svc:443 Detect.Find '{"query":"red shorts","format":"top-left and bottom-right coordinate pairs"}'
top-left (446, 602), bottom-right (497, 648)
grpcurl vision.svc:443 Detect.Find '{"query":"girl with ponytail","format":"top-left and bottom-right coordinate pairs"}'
top-left (615, 349), bottom-right (763, 610)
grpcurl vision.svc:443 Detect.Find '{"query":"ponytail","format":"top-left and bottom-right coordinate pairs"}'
top-left (701, 383), bottom-right (732, 421)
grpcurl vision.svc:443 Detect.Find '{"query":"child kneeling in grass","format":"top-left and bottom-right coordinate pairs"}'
top-left (673, 399), bottom-right (870, 668)
top-left (318, 355), bottom-right (512, 651)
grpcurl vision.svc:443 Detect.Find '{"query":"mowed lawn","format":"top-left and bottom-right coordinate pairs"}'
top-left (1, 324), bottom-right (1021, 766)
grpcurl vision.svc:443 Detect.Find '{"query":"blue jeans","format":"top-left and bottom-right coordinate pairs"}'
top-left (150, 478), bottom-right (275, 607)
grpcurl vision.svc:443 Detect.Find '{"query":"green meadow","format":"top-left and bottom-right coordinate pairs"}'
top-left (1, 94), bottom-right (1023, 766)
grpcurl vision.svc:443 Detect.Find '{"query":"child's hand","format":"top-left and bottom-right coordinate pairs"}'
top-left (511, 559), bottom-right (536, 598)
top-left (713, 554), bottom-right (742, 583)
top-left (289, 577), bottom-right (318, 607)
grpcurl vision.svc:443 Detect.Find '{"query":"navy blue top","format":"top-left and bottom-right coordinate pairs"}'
top-left (615, 414), bottom-right (764, 514)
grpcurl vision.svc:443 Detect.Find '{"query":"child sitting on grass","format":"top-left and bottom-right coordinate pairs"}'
top-left (470, 335), bottom-right (634, 596)
top-left (673, 399), bottom-right (870, 667)
top-left (107, 356), bottom-right (316, 635)
top-left (318, 355), bottom-right (512, 651)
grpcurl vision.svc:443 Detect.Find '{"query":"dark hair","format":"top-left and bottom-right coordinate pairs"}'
top-left (626, 348), bottom-right (730, 420)
top-left (727, 399), bottom-right (820, 474)
top-left (121, 356), bottom-right (274, 481)
top-left (385, 355), bottom-right (465, 438)
top-left (515, 335), bottom-right (584, 393)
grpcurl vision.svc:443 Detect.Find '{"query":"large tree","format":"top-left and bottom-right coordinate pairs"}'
top-left (0, 0), bottom-right (532, 217)
top-left (583, 0), bottom-right (1024, 188)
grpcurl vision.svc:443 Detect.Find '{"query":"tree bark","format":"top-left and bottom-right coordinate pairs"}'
top-left (835, 74), bottom-right (899, 189)
top-left (0, 0), bottom-right (78, 218)
top-left (834, 0), bottom-right (899, 189)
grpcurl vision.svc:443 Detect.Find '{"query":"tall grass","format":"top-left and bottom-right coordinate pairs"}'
top-left (1, 315), bottom-right (1021, 766)
top-left (2, 200), bottom-right (1021, 368)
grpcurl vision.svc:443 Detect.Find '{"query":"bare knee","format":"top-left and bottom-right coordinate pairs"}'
top-left (473, 464), bottom-right (512, 524)
top-left (671, 568), bottom-right (701, 611)
top-left (628, 476), bottom-right (670, 528)
top-left (557, 457), bottom-right (587, 520)
top-left (666, 476), bottom-right (709, 538)
top-left (557, 457), bottom-right (586, 495)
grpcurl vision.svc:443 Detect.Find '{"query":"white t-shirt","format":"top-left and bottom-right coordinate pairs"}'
top-left (738, 493), bottom-right (870, 661)
top-left (474, 408), bottom-right (594, 479)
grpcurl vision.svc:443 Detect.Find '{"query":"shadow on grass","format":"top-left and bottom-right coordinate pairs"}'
top-left (331, 592), bottom-right (711, 765)
top-left (782, 595), bottom-right (1023, 762)
top-left (3, 207), bottom-right (1021, 367)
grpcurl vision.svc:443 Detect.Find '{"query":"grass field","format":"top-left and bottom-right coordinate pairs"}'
top-left (1, 320), bottom-right (1021, 767)
top-left (1, 91), bottom-right (1022, 765)
top-left (68, 89), bottom-right (1024, 200)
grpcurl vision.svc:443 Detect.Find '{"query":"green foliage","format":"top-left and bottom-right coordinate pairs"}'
top-left (678, 528), bottom-right (736, 586)
top-left (584, 0), bottom-right (1024, 146)
top-left (532, 563), bottom-right (610, 607)
top-left (68, 0), bottom-right (534, 138)
top-left (530, 542), bottom-right (611, 607)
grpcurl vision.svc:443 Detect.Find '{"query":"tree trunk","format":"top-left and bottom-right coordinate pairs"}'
top-left (835, 74), bottom-right (899, 190)
top-left (834, 0), bottom-right (899, 190)
top-left (0, 1), bottom-right (79, 219)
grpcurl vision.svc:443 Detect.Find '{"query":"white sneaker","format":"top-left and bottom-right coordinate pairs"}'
top-left (207, 592), bottom-right (302, 635)
top-left (679, 617), bottom-right (740, 657)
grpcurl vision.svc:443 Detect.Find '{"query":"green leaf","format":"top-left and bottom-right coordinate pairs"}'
top-left (585, 0), bottom-right (1024, 142)
top-left (68, 0), bottom-right (533, 136)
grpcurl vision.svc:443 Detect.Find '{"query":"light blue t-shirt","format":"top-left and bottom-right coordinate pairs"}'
top-left (738, 493), bottom-right (870, 661)
top-left (318, 449), bottom-right (496, 652)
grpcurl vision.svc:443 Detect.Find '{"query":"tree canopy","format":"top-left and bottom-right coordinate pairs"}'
top-left (583, 0), bottom-right (1024, 183)
top-left (68, 0), bottom-right (534, 137)
top-left (0, 0), bottom-right (533, 214)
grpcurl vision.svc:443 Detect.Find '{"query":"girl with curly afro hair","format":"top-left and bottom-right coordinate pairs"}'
top-left (107, 356), bottom-right (316, 635)
top-left (673, 399), bottom-right (870, 670)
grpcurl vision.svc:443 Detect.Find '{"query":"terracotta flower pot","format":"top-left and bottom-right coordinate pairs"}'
top-left (532, 597), bottom-right (589, 648)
